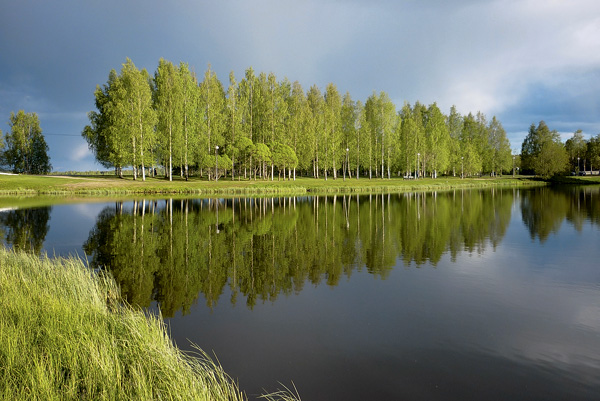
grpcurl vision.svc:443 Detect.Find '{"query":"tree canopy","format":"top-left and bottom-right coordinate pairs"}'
top-left (2, 111), bottom-right (51, 174)
top-left (83, 58), bottom-right (518, 180)
top-left (521, 121), bottom-right (569, 177)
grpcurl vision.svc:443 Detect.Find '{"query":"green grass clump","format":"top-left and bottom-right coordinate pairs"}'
top-left (0, 248), bottom-right (297, 401)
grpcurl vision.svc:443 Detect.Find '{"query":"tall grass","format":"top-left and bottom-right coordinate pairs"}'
top-left (0, 248), bottom-right (298, 401)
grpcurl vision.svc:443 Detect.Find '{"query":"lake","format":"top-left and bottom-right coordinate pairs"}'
top-left (1, 186), bottom-right (599, 400)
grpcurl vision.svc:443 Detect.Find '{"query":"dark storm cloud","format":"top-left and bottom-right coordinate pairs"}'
top-left (1, 0), bottom-right (599, 170)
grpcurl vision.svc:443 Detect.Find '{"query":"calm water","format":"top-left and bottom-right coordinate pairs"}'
top-left (1, 186), bottom-right (600, 400)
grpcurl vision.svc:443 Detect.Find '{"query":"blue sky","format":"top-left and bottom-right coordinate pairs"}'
top-left (1, 0), bottom-right (599, 172)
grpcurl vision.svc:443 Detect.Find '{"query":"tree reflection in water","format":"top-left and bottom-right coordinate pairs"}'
top-left (0, 206), bottom-right (51, 254)
top-left (520, 185), bottom-right (600, 242)
top-left (82, 189), bottom-right (525, 317)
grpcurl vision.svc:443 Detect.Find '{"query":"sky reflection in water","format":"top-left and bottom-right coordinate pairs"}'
top-left (1, 186), bottom-right (599, 400)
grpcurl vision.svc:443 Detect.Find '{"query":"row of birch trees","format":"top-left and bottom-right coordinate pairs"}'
top-left (82, 58), bottom-right (513, 181)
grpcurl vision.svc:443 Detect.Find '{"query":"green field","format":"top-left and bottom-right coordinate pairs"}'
top-left (0, 173), bottom-right (551, 197)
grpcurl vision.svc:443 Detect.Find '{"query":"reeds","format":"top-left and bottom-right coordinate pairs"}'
top-left (0, 248), bottom-right (296, 401)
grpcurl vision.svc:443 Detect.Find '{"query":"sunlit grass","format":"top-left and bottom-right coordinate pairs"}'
top-left (0, 173), bottom-right (545, 196)
top-left (0, 248), bottom-right (298, 401)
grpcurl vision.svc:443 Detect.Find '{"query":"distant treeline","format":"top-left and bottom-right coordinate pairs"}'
top-left (82, 58), bottom-right (514, 181)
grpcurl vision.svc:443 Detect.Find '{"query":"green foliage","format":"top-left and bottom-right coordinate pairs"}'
top-left (447, 105), bottom-right (463, 177)
top-left (154, 58), bottom-right (183, 181)
top-left (424, 102), bottom-right (449, 178)
top-left (76, 190), bottom-right (521, 314)
top-left (0, 207), bottom-right (50, 253)
top-left (83, 58), bottom-right (523, 181)
top-left (0, 173), bottom-right (543, 197)
top-left (586, 134), bottom-right (600, 171)
top-left (286, 82), bottom-right (310, 175)
top-left (3, 111), bottom-right (51, 174)
top-left (323, 83), bottom-right (342, 178)
top-left (521, 121), bottom-right (569, 177)
top-left (82, 70), bottom-right (118, 170)
top-left (271, 142), bottom-right (298, 180)
top-left (198, 65), bottom-right (226, 167)
top-left (253, 143), bottom-right (272, 178)
top-left (179, 62), bottom-right (200, 180)
top-left (0, 129), bottom-right (6, 169)
top-left (565, 130), bottom-right (587, 172)
top-left (0, 248), bottom-right (252, 401)
top-left (306, 85), bottom-right (324, 177)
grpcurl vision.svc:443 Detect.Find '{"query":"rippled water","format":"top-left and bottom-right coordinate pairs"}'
top-left (1, 186), bottom-right (599, 400)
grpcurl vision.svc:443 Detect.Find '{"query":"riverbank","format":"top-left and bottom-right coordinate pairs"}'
top-left (0, 248), bottom-right (297, 401)
top-left (0, 174), bottom-right (547, 196)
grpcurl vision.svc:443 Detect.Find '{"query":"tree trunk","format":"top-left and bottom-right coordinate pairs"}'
top-left (168, 124), bottom-right (173, 182)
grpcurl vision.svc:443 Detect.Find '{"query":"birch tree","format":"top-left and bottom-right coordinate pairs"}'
top-left (225, 71), bottom-right (242, 179)
top-left (341, 92), bottom-right (357, 178)
top-left (179, 62), bottom-right (199, 180)
top-left (424, 102), bottom-right (449, 178)
top-left (154, 58), bottom-right (182, 181)
top-left (324, 83), bottom-right (342, 179)
top-left (287, 81), bottom-right (309, 179)
top-left (118, 59), bottom-right (156, 180)
top-left (199, 64), bottom-right (226, 179)
top-left (307, 85), bottom-right (324, 178)
top-left (447, 105), bottom-right (463, 176)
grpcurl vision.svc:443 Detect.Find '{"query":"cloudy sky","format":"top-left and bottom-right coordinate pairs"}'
top-left (1, 0), bottom-right (599, 172)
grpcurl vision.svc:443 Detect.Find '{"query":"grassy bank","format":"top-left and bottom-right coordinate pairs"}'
top-left (0, 248), bottom-right (296, 401)
top-left (0, 174), bottom-right (545, 196)
top-left (549, 175), bottom-right (600, 185)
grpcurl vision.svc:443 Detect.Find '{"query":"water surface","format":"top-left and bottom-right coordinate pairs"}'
top-left (1, 186), bottom-right (599, 400)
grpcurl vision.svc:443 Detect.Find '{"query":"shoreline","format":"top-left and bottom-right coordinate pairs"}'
top-left (0, 174), bottom-right (553, 197)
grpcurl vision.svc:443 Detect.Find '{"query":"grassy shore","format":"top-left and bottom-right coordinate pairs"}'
top-left (0, 173), bottom-right (547, 196)
top-left (0, 248), bottom-right (297, 401)
top-left (549, 175), bottom-right (600, 185)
